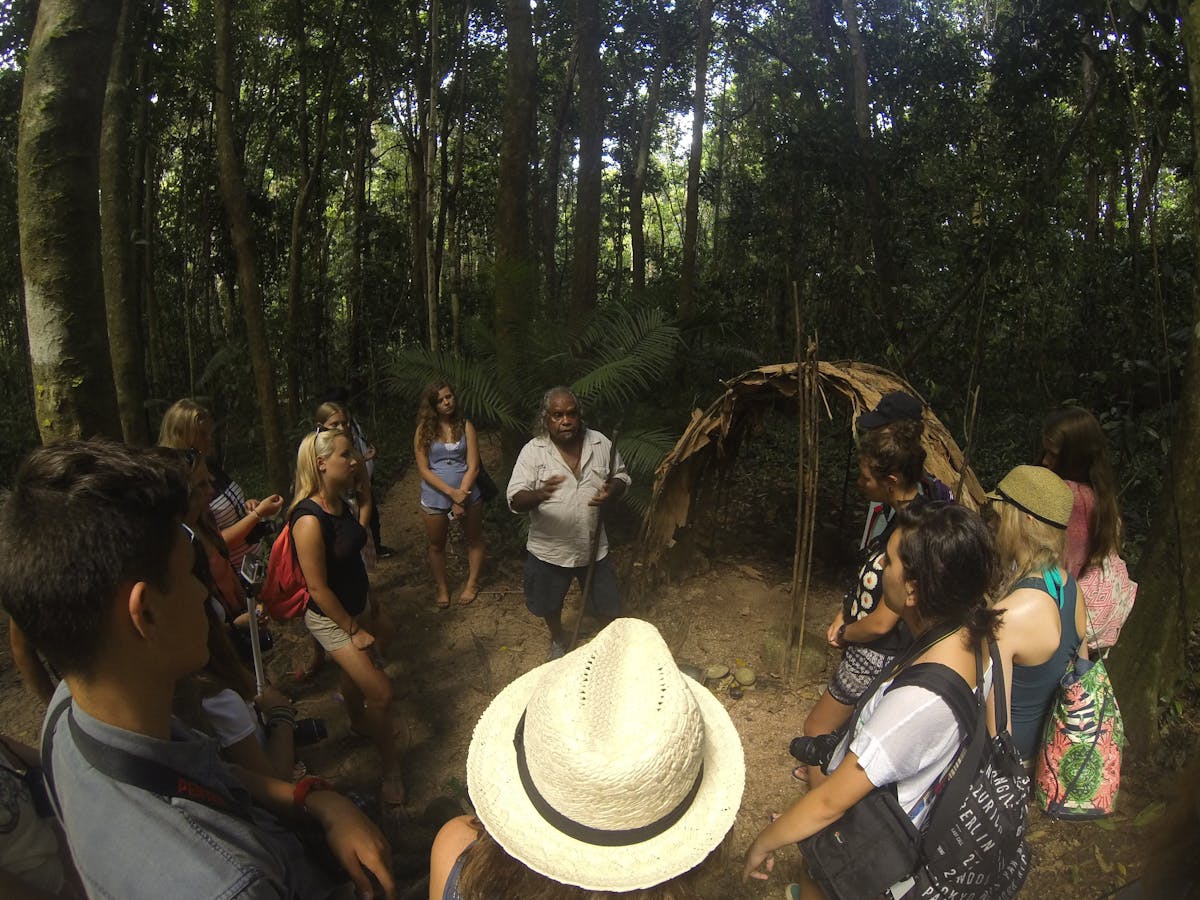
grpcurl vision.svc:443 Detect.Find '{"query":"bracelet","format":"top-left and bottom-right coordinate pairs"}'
top-left (292, 776), bottom-right (334, 812)
top-left (250, 509), bottom-right (261, 521)
top-left (837, 623), bottom-right (849, 644)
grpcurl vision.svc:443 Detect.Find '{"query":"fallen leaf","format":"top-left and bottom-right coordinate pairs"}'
top-left (1134, 801), bottom-right (1166, 827)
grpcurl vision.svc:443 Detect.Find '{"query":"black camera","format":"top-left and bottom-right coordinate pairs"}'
top-left (789, 732), bottom-right (842, 770)
top-left (294, 718), bottom-right (328, 747)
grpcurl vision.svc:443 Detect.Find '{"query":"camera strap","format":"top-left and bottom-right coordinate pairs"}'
top-left (40, 699), bottom-right (256, 826)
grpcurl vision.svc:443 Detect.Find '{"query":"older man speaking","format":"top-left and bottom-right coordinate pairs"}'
top-left (507, 387), bottom-right (631, 659)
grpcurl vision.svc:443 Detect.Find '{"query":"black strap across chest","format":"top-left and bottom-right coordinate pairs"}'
top-left (40, 700), bottom-right (256, 826)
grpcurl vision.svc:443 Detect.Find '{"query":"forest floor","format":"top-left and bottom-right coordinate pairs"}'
top-left (0, 436), bottom-right (1174, 899)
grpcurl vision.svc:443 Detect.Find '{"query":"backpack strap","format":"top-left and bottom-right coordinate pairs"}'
top-left (921, 639), bottom-right (1014, 852)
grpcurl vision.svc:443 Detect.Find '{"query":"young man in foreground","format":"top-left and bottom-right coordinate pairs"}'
top-left (0, 440), bottom-right (394, 899)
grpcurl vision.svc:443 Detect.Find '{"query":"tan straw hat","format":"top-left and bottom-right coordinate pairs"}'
top-left (466, 618), bottom-right (745, 892)
top-left (986, 464), bottom-right (1073, 529)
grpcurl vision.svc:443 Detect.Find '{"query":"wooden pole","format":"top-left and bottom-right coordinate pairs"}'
top-left (785, 283), bottom-right (820, 682)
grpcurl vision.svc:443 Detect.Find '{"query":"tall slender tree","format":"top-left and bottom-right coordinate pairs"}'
top-left (571, 0), bottom-right (603, 319)
top-left (494, 0), bottom-right (536, 465)
top-left (100, 0), bottom-right (149, 444)
top-left (678, 0), bottom-right (712, 320)
top-left (213, 0), bottom-right (289, 491)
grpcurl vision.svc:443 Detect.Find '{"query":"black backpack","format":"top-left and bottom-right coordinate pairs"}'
top-left (906, 640), bottom-right (1031, 899)
top-left (800, 637), bottom-right (1031, 900)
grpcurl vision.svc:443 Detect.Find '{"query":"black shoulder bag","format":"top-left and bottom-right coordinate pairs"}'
top-left (798, 624), bottom-right (976, 900)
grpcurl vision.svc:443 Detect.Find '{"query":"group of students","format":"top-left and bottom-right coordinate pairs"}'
top-left (0, 390), bottom-right (1129, 899)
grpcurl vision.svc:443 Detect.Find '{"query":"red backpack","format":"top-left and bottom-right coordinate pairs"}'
top-left (259, 523), bottom-right (309, 620)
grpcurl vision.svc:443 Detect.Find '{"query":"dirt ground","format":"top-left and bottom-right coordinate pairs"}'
top-left (0, 442), bottom-right (1167, 899)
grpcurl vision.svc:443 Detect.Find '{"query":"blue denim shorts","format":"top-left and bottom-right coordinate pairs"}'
top-left (523, 553), bottom-right (620, 618)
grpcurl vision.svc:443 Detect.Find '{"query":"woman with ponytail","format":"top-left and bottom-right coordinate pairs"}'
top-left (291, 429), bottom-right (402, 805)
top-left (744, 503), bottom-right (1001, 894)
top-left (1040, 407), bottom-right (1123, 578)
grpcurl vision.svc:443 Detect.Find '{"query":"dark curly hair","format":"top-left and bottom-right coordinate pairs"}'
top-left (859, 418), bottom-right (926, 486)
top-left (893, 501), bottom-right (1002, 642)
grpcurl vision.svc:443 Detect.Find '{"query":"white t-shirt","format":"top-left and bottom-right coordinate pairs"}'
top-left (200, 689), bottom-right (263, 748)
top-left (827, 662), bottom-right (993, 828)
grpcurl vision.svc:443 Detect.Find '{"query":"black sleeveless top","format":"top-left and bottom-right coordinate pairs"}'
top-left (290, 498), bottom-right (369, 618)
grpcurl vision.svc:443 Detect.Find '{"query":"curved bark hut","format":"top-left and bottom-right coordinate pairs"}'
top-left (638, 361), bottom-right (983, 586)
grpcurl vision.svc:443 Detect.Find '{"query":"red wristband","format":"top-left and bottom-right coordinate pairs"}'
top-left (292, 776), bottom-right (334, 812)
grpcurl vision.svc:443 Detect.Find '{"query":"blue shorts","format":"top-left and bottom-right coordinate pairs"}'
top-left (523, 553), bottom-right (621, 619)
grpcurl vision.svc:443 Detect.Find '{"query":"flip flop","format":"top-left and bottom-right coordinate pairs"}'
top-left (458, 586), bottom-right (479, 606)
top-left (791, 765), bottom-right (809, 784)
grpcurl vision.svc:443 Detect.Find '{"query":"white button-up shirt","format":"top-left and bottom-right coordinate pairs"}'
top-left (506, 429), bottom-right (631, 568)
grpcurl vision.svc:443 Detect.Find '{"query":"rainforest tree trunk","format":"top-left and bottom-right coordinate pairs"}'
top-left (570, 0), bottom-right (603, 320)
top-left (495, 0), bottom-right (536, 465)
top-left (213, 0), bottom-right (289, 492)
top-left (100, 0), bottom-right (149, 444)
top-left (18, 0), bottom-right (122, 442)
top-left (1106, 3), bottom-right (1200, 754)
top-left (678, 0), bottom-right (712, 321)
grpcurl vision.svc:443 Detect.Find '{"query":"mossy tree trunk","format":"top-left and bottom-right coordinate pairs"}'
top-left (1105, 1), bottom-right (1200, 754)
top-left (18, 0), bottom-right (122, 442)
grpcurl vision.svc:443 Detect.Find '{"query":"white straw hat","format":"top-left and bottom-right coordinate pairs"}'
top-left (466, 617), bottom-right (745, 892)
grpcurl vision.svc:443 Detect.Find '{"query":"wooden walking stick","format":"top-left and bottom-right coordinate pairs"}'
top-left (567, 429), bottom-right (620, 652)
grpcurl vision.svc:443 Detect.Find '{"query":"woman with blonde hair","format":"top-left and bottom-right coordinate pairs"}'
top-left (290, 428), bottom-right (401, 804)
top-left (414, 380), bottom-right (485, 608)
top-left (1040, 406), bottom-right (1122, 578)
top-left (158, 398), bottom-right (283, 570)
top-left (988, 465), bottom-right (1087, 765)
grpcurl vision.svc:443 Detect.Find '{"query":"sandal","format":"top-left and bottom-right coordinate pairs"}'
top-left (791, 765), bottom-right (809, 784)
top-left (381, 773), bottom-right (406, 807)
top-left (458, 585), bottom-right (479, 606)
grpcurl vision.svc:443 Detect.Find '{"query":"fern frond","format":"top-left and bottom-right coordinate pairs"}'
top-left (611, 426), bottom-right (675, 480)
top-left (383, 348), bottom-right (524, 432)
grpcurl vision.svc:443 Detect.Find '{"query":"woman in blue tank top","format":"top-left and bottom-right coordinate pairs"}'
top-left (414, 380), bottom-right (485, 608)
top-left (988, 465), bottom-right (1088, 764)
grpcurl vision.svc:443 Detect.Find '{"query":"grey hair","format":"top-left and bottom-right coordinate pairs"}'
top-left (534, 386), bottom-right (583, 437)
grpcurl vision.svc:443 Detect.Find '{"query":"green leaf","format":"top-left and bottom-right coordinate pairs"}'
top-left (1134, 801), bottom-right (1166, 828)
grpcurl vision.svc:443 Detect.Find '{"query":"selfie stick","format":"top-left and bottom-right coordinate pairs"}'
top-left (240, 549), bottom-right (268, 695)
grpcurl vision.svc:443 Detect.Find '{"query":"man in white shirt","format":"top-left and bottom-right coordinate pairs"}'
top-left (506, 387), bottom-right (631, 659)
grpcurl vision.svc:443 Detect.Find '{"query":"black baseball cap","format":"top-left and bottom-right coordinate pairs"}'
top-left (856, 392), bottom-right (923, 431)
